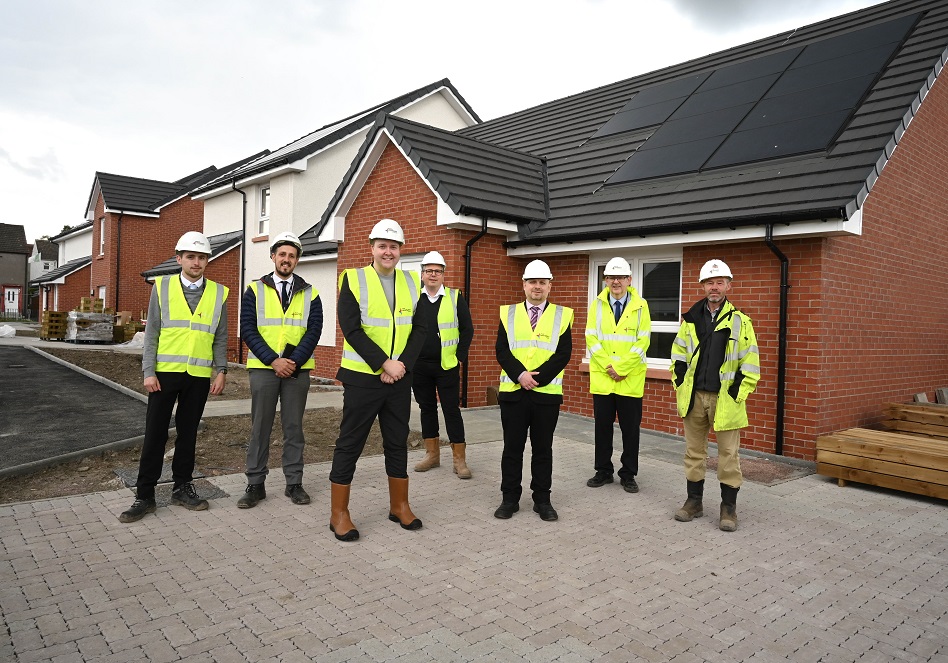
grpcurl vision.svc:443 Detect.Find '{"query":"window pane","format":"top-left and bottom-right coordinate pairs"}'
top-left (260, 187), bottom-right (270, 218)
top-left (642, 261), bottom-right (680, 322)
top-left (646, 331), bottom-right (676, 359)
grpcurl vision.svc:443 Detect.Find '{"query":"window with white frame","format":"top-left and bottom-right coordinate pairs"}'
top-left (258, 185), bottom-right (271, 235)
top-left (99, 218), bottom-right (105, 255)
top-left (590, 251), bottom-right (682, 369)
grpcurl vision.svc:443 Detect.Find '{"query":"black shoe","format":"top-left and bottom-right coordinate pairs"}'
top-left (494, 502), bottom-right (520, 519)
top-left (533, 503), bottom-right (559, 521)
top-left (586, 472), bottom-right (614, 488)
top-left (285, 484), bottom-right (311, 505)
top-left (119, 497), bottom-right (156, 523)
top-left (237, 483), bottom-right (266, 509)
top-left (171, 482), bottom-right (209, 511)
top-left (620, 477), bottom-right (639, 493)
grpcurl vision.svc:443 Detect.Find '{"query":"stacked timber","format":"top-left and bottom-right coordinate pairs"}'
top-left (40, 311), bottom-right (67, 340)
top-left (881, 403), bottom-right (948, 439)
top-left (816, 427), bottom-right (948, 500)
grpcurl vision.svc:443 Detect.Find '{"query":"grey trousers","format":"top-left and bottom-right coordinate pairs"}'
top-left (246, 368), bottom-right (310, 485)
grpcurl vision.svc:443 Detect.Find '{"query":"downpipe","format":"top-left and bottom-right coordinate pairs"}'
top-left (462, 215), bottom-right (489, 407)
top-left (764, 224), bottom-right (789, 456)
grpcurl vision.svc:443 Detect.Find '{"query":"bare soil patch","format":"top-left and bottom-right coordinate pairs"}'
top-left (1, 348), bottom-right (420, 505)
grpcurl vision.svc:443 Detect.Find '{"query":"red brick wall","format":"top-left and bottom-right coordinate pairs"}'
top-left (52, 265), bottom-right (92, 312)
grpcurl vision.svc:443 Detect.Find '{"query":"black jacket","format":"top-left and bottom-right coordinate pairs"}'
top-left (240, 273), bottom-right (323, 367)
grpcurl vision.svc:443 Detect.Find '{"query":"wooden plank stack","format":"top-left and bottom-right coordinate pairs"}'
top-left (40, 311), bottom-right (68, 340)
top-left (816, 403), bottom-right (948, 500)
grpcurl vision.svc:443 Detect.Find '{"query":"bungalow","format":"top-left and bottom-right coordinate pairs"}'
top-left (305, 0), bottom-right (948, 461)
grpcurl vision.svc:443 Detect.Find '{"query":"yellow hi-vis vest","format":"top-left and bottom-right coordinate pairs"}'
top-left (585, 287), bottom-right (651, 397)
top-left (437, 287), bottom-right (461, 370)
top-left (155, 276), bottom-right (228, 377)
top-left (245, 280), bottom-right (318, 370)
top-left (499, 302), bottom-right (574, 395)
top-left (339, 267), bottom-right (420, 375)
top-left (670, 300), bottom-right (760, 430)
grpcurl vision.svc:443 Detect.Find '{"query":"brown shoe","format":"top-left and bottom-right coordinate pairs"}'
top-left (674, 497), bottom-right (704, 522)
top-left (414, 437), bottom-right (441, 472)
top-left (387, 476), bottom-right (422, 530)
top-left (451, 443), bottom-right (471, 479)
top-left (329, 482), bottom-right (359, 541)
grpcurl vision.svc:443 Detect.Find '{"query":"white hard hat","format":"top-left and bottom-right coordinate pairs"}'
top-left (699, 259), bottom-right (733, 282)
top-left (604, 257), bottom-right (631, 276)
top-left (175, 231), bottom-right (211, 254)
top-left (270, 231), bottom-right (302, 254)
top-left (523, 259), bottom-right (553, 280)
top-left (369, 218), bottom-right (405, 244)
top-left (421, 251), bottom-right (446, 267)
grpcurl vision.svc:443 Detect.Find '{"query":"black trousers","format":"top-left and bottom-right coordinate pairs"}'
top-left (135, 371), bottom-right (210, 499)
top-left (499, 396), bottom-right (559, 504)
top-left (411, 361), bottom-right (465, 442)
top-left (593, 393), bottom-right (642, 480)
top-left (330, 379), bottom-right (412, 484)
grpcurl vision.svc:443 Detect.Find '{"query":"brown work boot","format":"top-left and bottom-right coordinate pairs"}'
top-left (451, 443), bottom-right (472, 479)
top-left (674, 479), bottom-right (704, 522)
top-left (387, 477), bottom-right (422, 530)
top-left (329, 482), bottom-right (359, 541)
top-left (719, 484), bottom-right (739, 532)
top-left (414, 437), bottom-right (441, 472)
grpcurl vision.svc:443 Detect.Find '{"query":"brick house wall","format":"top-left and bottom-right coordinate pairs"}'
top-left (51, 265), bottom-right (92, 312)
top-left (90, 192), bottom-right (205, 322)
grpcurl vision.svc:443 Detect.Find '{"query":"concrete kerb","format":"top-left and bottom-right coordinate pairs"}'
top-left (27, 345), bottom-right (148, 404)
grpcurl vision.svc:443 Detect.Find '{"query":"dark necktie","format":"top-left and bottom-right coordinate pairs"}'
top-left (614, 300), bottom-right (623, 323)
top-left (280, 281), bottom-right (289, 311)
top-left (529, 305), bottom-right (540, 330)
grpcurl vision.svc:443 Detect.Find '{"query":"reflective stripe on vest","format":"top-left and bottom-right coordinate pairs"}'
top-left (340, 267), bottom-right (419, 374)
top-left (245, 280), bottom-right (318, 370)
top-left (438, 288), bottom-right (461, 370)
top-left (499, 303), bottom-right (572, 395)
top-left (155, 276), bottom-right (227, 377)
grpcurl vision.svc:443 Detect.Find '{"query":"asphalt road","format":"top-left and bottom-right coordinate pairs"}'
top-left (0, 345), bottom-right (146, 473)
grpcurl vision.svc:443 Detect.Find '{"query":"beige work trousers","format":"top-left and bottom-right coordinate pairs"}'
top-left (683, 390), bottom-right (743, 488)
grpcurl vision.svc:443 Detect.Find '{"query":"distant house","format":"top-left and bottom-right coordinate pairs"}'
top-left (188, 79), bottom-right (479, 358)
top-left (31, 222), bottom-right (93, 314)
top-left (26, 238), bottom-right (58, 316)
top-left (0, 223), bottom-right (29, 317)
top-left (306, 0), bottom-right (948, 461)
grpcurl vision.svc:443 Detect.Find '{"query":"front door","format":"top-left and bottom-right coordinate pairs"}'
top-left (4, 286), bottom-right (20, 315)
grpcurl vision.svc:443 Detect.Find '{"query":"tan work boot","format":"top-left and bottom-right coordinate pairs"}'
top-left (387, 477), bottom-right (422, 530)
top-left (451, 443), bottom-right (472, 479)
top-left (414, 437), bottom-right (441, 472)
top-left (674, 479), bottom-right (704, 522)
top-left (719, 484), bottom-right (739, 532)
top-left (329, 482), bottom-right (359, 541)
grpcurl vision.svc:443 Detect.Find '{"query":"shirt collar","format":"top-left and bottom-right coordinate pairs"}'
top-left (181, 274), bottom-right (204, 290)
top-left (609, 292), bottom-right (627, 306)
top-left (425, 285), bottom-right (446, 303)
top-left (525, 300), bottom-right (547, 311)
top-left (272, 273), bottom-right (293, 288)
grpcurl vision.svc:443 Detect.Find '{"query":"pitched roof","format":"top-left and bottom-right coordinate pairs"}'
top-left (30, 256), bottom-right (92, 285)
top-left (34, 239), bottom-right (58, 261)
top-left (193, 78), bottom-right (481, 196)
top-left (0, 223), bottom-right (29, 254)
top-left (140, 230), bottom-right (243, 278)
top-left (49, 221), bottom-right (93, 242)
top-left (437, 0), bottom-right (948, 246)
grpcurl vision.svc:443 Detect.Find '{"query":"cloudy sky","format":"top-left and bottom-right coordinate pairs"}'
top-left (2, 0), bottom-right (881, 244)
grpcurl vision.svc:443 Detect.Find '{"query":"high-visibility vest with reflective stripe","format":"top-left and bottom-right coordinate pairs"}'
top-left (499, 303), bottom-right (574, 395)
top-left (670, 300), bottom-right (760, 430)
top-left (245, 280), bottom-right (318, 370)
top-left (155, 276), bottom-right (228, 377)
top-left (437, 288), bottom-right (461, 370)
top-left (585, 287), bottom-right (651, 397)
top-left (339, 267), bottom-right (420, 375)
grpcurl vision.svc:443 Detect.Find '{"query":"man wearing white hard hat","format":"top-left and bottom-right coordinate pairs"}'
top-left (670, 259), bottom-right (760, 532)
top-left (585, 257), bottom-right (651, 494)
top-left (237, 232), bottom-right (323, 509)
top-left (329, 218), bottom-right (427, 541)
top-left (120, 231), bottom-right (229, 523)
top-left (411, 251), bottom-right (475, 478)
top-left (494, 259), bottom-right (573, 522)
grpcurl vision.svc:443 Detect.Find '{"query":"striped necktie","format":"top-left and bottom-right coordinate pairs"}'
top-left (529, 305), bottom-right (540, 330)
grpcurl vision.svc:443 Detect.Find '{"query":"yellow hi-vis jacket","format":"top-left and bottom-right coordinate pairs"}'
top-left (155, 276), bottom-right (228, 377)
top-left (499, 303), bottom-right (574, 396)
top-left (585, 287), bottom-right (651, 397)
top-left (670, 299), bottom-right (760, 430)
top-left (437, 287), bottom-right (462, 370)
top-left (245, 280), bottom-right (318, 370)
top-left (339, 267), bottom-right (420, 375)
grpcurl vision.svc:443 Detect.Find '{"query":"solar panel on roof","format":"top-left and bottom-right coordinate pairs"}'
top-left (601, 12), bottom-right (919, 185)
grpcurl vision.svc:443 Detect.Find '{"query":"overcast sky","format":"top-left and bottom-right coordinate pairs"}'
top-left (2, 0), bottom-right (881, 245)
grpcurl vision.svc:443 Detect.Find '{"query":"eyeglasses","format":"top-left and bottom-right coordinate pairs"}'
top-left (604, 275), bottom-right (630, 282)
top-left (423, 269), bottom-right (444, 275)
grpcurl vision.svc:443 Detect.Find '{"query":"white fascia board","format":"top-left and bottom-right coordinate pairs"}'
top-left (505, 215), bottom-right (863, 257)
top-left (192, 159), bottom-right (310, 201)
top-left (56, 226), bottom-right (93, 243)
top-left (104, 208), bottom-right (160, 218)
top-left (85, 180), bottom-right (101, 220)
top-left (390, 86), bottom-right (479, 127)
top-left (154, 193), bottom-right (190, 212)
top-left (299, 252), bottom-right (337, 264)
top-left (439, 208), bottom-right (520, 236)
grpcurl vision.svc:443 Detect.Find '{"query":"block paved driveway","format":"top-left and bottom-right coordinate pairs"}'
top-left (1, 434), bottom-right (946, 662)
